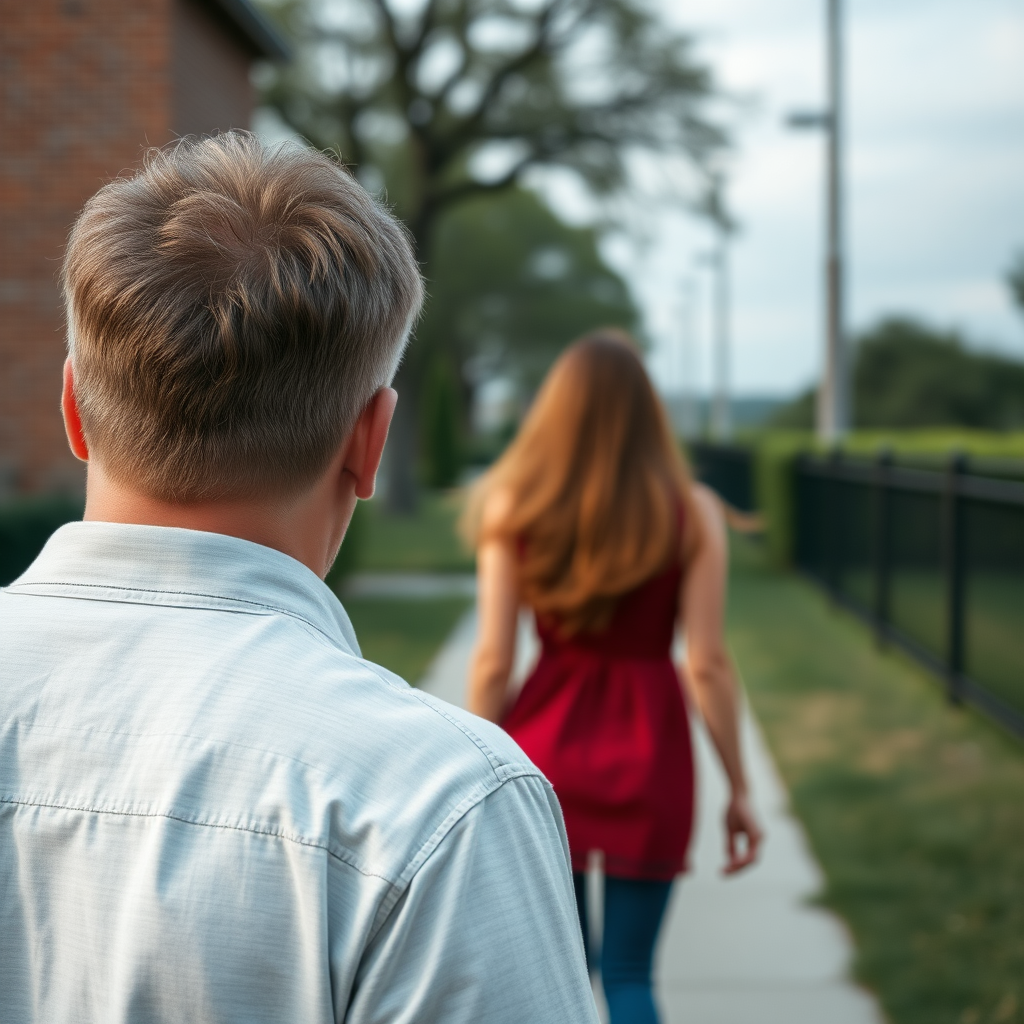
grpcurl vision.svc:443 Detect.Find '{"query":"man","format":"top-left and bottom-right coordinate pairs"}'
top-left (0, 133), bottom-right (597, 1023)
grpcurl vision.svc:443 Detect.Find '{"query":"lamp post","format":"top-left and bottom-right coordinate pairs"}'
top-left (711, 226), bottom-right (731, 442)
top-left (699, 175), bottom-right (734, 443)
top-left (677, 276), bottom-right (698, 438)
top-left (787, 0), bottom-right (848, 441)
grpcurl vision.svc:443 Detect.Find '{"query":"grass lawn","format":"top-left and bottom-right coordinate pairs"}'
top-left (965, 573), bottom-right (1024, 716)
top-left (727, 537), bottom-right (1024, 1024)
top-left (359, 491), bottom-right (475, 573)
top-left (333, 494), bottom-right (473, 683)
top-left (344, 595), bottom-right (472, 684)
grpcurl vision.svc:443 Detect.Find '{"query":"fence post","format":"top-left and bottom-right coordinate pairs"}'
top-left (943, 453), bottom-right (967, 705)
top-left (872, 448), bottom-right (892, 647)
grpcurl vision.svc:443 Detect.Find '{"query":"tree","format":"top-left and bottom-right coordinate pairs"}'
top-left (770, 317), bottom-right (1024, 431)
top-left (1008, 250), bottom-right (1024, 316)
top-left (420, 186), bottom-right (639, 393)
top-left (418, 186), bottom-right (639, 481)
top-left (421, 354), bottom-right (463, 487)
top-left (259, 0), bottom-right (725, 509)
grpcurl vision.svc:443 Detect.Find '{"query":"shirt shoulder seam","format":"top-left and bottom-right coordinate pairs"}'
top-left (1, 582), bottom-right (347, 652)
top-left (5, 579), bottom-right (282, 611)
top-left (0, 794), bottom-right (397, 884)
top-left (368, 768), bottom-right (547, 939)
top-left (357, 661), bottom-right (528, 784)
top-left (411, 688), bottom-right (525, 780)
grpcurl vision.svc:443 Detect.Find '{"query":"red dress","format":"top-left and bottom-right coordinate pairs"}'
top-left (502, 559), bottom-right (695, 881)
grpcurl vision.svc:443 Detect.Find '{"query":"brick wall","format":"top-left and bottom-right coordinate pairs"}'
top-left (0, 0), bottom-right (263, 497)
top-left (173, 0), bottom-right (255, 138)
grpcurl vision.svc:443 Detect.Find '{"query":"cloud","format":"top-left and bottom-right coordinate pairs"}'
top-left (630, 0), bottom-right (1024, 396)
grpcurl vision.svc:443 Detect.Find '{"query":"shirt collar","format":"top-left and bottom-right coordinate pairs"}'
top-left (9, 521), bottom-right (360, 657)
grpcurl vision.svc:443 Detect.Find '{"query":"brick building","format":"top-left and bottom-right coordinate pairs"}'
top-left (0, 0), bottom-right (287, 497)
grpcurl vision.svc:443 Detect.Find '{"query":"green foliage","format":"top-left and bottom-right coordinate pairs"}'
top-left (768, 390), bottom-right (814, 429)
top-left (0, 494), bottom-right (84, 586)
top-left (831, 430), bottom-right (1024, 461)
top-left (771, 317), bottom-right (1024, 430)
top-left (728, 538), bottom-right (1024, 1024)
top-left (257, 0), bottom-right (721, 507)
top-left (1008, 250), bottom-right (1024, 314)
top-left (259, 0), bottom-right (724, 239)
top-left (465, 420), bottom-right (517, 468)
top-left (750, 431), bottom-right (814, 567)
top-left (420, 188), bottom-right (640, 390)
top-left (856, 319), bottom-right (1024, 429)
top-left (421, 355), bottom-right (463, 488)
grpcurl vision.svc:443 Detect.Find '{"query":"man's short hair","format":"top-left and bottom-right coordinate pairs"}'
top-left (62, 132), bottom-right (423, 502)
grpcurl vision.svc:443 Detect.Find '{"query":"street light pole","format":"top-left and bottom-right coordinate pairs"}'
top-left (821, 0), bottom-right (847, 440)
top-left (698, 173), bottom-right (733, 443)
top-left (677, 277), bottom-right (698, 438)
top-left (711, 227), bottom-right (732, 441)
top-left (787, 0), bottom-right (849, 441)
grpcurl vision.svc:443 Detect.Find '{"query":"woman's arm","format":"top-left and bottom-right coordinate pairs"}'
top-left (466, 499), bottom-right (521, 721)
top-left (680, 484), bottom-right (763, 874)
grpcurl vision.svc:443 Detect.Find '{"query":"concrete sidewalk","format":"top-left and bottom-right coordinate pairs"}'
top-left (342, 572), bottom-right (477, 599)
top-left (418, 608), bottom-right (885, 1024)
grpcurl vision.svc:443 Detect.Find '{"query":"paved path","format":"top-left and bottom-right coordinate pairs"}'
top-left (418, 608), bottom-right (885, 1024)
top-left (342, 572), bottom-right (477, 599)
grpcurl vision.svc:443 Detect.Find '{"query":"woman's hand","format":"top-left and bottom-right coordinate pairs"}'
top-left (723, 791), bottom-right (762, 875)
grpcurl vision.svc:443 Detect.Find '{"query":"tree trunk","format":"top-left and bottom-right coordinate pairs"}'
top-left (382, 210), bottom-right (436, 515)
top-left (382, 359), bottom-right (420, 514)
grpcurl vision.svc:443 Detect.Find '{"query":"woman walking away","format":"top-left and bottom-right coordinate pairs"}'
top-left (463, 330), bottom-right (762, 1024)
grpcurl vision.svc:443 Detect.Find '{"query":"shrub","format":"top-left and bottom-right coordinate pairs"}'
top-left (751, 431), bottom-right (815, 567)
top-left (0, 495), bottom-right (85, 586)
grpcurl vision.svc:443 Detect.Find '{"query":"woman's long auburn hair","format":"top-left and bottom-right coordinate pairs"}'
top-left (462, 329), bottom-right (700, 636)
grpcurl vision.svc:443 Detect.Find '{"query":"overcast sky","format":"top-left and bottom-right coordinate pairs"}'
top-left (609, 0), bottom-right (1024, 398)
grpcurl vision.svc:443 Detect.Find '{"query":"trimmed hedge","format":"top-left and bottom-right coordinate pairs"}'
top-left (0, 495), bottom-right (85, 586)
top-left (750, 431), bottom-right (813, 567)
top-left (750, 429), bottom-right (1024, 568)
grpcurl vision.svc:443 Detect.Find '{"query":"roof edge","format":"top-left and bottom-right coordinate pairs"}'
top-left (211, 0), bottom-right (292, 60)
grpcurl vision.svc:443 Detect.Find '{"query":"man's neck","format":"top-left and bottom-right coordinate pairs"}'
top-left (82, 461), bottom-right (355, 579)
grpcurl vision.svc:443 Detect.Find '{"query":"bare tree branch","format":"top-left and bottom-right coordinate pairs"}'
top-left (440, 0), bottom-right (578, 152)
top-left (427, 153), bottom-right (537, 209)
top-left (258, 0), bottom-right (728, 235)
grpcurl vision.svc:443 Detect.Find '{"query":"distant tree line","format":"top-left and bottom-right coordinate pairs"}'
top-left (772, 317), bottom-right (1024, 431)
top-left (1008, 250), bottom-right (1024, 315)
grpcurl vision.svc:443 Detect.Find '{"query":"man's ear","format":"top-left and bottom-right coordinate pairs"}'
top-left (342, 387), bottom-right (398, 500)
top-left (62, 359), bottom-right (89, 462)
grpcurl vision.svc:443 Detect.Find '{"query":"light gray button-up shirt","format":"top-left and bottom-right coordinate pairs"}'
top-left (0, 522), bottom-right (597, 1024)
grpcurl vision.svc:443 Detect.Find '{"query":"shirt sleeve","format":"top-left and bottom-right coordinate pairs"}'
top-left (342, 773), bottom-right (600, 1024)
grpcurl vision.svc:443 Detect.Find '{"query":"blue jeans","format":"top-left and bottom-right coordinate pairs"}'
top-left (573, 872), bottom-right (673, 1024)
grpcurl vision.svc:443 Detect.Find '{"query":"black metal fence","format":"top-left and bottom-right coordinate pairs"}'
top-left (795, 452), bottom-right (1024, 739)
top-left (688, 442), bottom-right (755, 512)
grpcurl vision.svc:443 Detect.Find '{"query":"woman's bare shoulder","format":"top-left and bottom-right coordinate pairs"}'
top-left (691, 482), bottom-right (764, 536)
top-left (691, 482), bottom-right (726, 531)
top-left (480, 485), bottom-right (517, 537)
